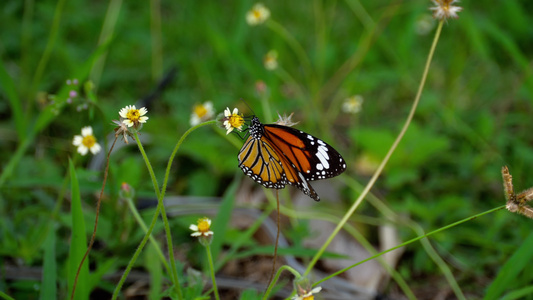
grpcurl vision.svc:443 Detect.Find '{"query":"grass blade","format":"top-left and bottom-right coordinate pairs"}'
top-left (40, 227), bottom-right (57, 300)
top-left (0, 59), bottom-right (25, 140)
top-left (68, 158), bottom-right (90, 300)
top-left (484, 231), bottom-right (533, 300)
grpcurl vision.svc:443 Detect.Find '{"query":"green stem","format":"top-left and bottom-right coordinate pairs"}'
top-left (0, 291), bottom-right (15, 300)
top-left (30, 0), bottom-right (66, 97)
top-left (262, 265), bottom-right (301, 300)
top-left (266, 20), bottom-right (313, 87)
top-left (124, 194), bottom-right (171, 276)
top-left (205, 244), bottom-right (220, 300)
top-left (113, 121), bottom-right (217, 299)
top-left (0, 135), bottom-right (33, 188)
top-left (112, 201), bottom-right (163, 299)
top-left (150, 0), bottom-right (163, 81)
top-left (315, 205), bottom-right (506, 286)
top-left (133, 131), bottom-right (181, 298)
top-left (112, 129), bottom-right (183, 300)
top-left (90, 0), bottom-right (123, 90)
top-left (303, 20), bottom-right (445, 276)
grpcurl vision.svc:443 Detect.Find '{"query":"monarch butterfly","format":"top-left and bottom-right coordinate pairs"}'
top-left (238, 115), bottom-right (346, 201)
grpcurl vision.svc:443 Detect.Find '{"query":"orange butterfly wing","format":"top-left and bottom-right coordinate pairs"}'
top-left (238, 116), bottom-right (346, 201)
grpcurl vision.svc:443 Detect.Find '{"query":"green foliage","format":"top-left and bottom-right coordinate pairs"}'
top-left (68, 159), bottom-right (89, 300)
top-left (1, 0), bottom-right (533, 299)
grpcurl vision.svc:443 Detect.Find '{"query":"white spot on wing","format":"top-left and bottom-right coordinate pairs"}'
top-left (316, 146), bottom-right (330, 169)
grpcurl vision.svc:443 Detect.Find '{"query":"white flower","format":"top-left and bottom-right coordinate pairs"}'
top-left (246, 3), bottom-right (270, 26)
top-left (263, 50), bottom-right (278, 70)
top-left (119, 105), bottom-right (149, 128)
top-left (342, 95), bottom-right (364, 114)
top-left (430, 0), bottom-right (462, 20)
top-left (223, 107), bottom-right (245, 135)
top-left (72, 126), bottom-right (101, 155)
top-left (190, 101), bottom-right (215, 126)
top-left (190, 217), bottom-right (214, 237)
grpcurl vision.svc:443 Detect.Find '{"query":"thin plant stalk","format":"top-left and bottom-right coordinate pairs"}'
top-left (150, 0), bottom-right (163, 80)
top-left (205, 243), bottom-right (220, 300)
top-left (134, 131), bottom-right (181, 296)
top-left (71, 137), bottom-right (118, 300)
top-left (30, 0), bottom-right (66, 98)
top-left (266, 19), bottom-right (314, 89)
top-left (124, 194), bottom-right (171, 276)
top-left (262, 265), bottom-right (301, 300)
top-left (112, 131), bottom-right (182, 299)
top-left (90, 0), bottom-right (123, 90)
top-left (314, 205), bottom-right (506, 286)
top-left (112, 121), bottom-right (216, 299)
top-left (303, 21), bottom-right (445, 276)
top-left (341, 175), bottom-right (464, 298)
top-left (112, 198), bottom-right (163, 299)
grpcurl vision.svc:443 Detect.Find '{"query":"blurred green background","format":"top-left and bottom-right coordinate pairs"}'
top-left (1, 0), bottom-right (533, 299)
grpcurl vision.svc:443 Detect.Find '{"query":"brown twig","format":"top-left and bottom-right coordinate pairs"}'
top-left (71, 136), bottom-right (118, 300)
top-left (267, 190), bottom-right (280, 289)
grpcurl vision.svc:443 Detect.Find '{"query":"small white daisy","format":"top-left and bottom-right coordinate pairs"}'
top-left (246, 3), bottom-right (270, 26)
top-left (119, 105), bottom-right (149, 128)
top-left (190, 217), bottom-right (214, 237)
top-left (190, 101), bottom-right (215, 126)
top-left (342, 95), bottom-right (364, 114)
top-left (264, 50), bottom-right (278, 71)
top-left (223, 107), bottom-right (245, 135)
top-left (72, 126), bottom-right (101, 156)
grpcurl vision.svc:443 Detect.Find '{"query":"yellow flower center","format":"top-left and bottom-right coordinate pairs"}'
top-left (198, 219), bottom-right (210, 232)
top-left (229, 114), bottom-right (244, 129)
top-left (253, 10), bottom-right (261, 19)
top-left (126, 109), bottom-right (141, 121)
top-left (302, 296), bottom-right (314, 300)
top-left (82, 135), bottom-right (96, 148)
top-left (194, 105), bottom-right (208, 118)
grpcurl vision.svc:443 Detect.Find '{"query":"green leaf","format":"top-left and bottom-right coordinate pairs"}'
top-left (67, 159), bottom-right (90, 300)
top-left (0, 58), bottom-right (25, 140)
top-left (485, 232), bottom-right (533, 300)
top-left (39, 227), bottom-right (57, 300)
top-left (146, 242), bottom-right (163, 300)
top-left (210, 174), bottom-right (240, 260)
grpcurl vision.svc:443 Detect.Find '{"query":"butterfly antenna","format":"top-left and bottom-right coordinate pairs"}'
top-left (240, 98), bottom-right (256, 117)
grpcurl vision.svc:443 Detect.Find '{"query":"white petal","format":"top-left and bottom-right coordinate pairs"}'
top-left (204, 101), bottom-right (213, 111)
top-left (189, 224), bottom-right (198, 231)
top-left (190, 114), bottom-right (200, 126)
top-left (90, 143), bottom-right (102, 154)
top-left (81, 126), bottom-right (93, 137)
top-left (139, 107), bottom-right (148, 115)
top-left (73, 135), bottom-right (83, 146)
top-left (78, 145), bottom-right (89, 155)
top-left (224, 107), bottom-right (231, 117)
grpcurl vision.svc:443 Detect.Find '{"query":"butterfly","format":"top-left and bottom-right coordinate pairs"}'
top-left (238, 115), bottom-right (346, 201)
